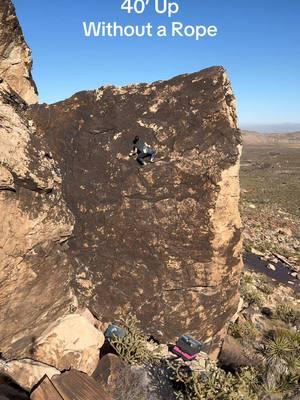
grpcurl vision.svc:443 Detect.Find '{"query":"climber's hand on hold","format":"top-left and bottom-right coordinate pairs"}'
top-left (129, 150), bottom-right (136, 157)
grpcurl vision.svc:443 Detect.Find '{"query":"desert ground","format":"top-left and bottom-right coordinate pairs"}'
top-left (241, 131), bottom-right (300, 278)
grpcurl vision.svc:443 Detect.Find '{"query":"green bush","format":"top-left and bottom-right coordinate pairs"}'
top-left (110, 314), bottom-right (158, 366)
top-left (241, 286), bottom-right (264, 307)
top-left (260, 329), bottom-right (300, 397)
top-left (241, 273), bottom-right (254, 286)
top-left (229, 320), bottom-right (259, 342)
top-left (168, 360), bottom-right (260, 400)
top-left (275, 304), bottom-right (300, 325)
top-left (256, 282), bottom-right (274, 296)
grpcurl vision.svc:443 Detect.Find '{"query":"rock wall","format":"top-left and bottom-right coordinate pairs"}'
top-left (0, 0), bottom-right (38, 104)
top-left (0, 1), bottom-right (76, 359)
top-left (0, 80), bottom-right (77, 358)
top-left (31, 67), bottom-right (243, 344)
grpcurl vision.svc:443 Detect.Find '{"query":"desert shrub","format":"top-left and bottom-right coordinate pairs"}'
top-left (241, 273), bottom-right (254, 286)
top-left (275, 304), bottom-right (300, 325)
top-left (256, 273), bottom-right (269, 284)
top-left (229, 320), bottom-right (259, 342)
top-left (256, 282), bottom-right (274, 296)
top-left (264, 332), bottom-right (294, 362)
top-left (241, 286), bottom-right (264, 307)
top-left (168, 360), bottom-right (259, 400)
top-left (110, 314), bottom-right (159, 366)
top-left (260, 329), bottom-right (300, 397)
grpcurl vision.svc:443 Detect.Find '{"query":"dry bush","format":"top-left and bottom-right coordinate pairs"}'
top-left (275, 304), bottom-right (300, 326)
top-left (168, 360), bottom-right (260, 400)
top-left (241, 286), bottom-right (264, 307)
top-left (229, 320), bottom-right (259, 342)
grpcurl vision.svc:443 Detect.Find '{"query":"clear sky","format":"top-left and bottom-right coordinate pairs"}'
top-left (13, 0), bottom-right (300, 127)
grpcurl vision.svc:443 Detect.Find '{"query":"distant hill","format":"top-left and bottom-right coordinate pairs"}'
top-left (242, 130), bottom-right (300, 145)
top-left (241, 123), bottom-right (300, 133)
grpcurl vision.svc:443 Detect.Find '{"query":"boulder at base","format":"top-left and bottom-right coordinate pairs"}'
top-left (33, 315), bottom-right (105, 375)
top-left (0, 359), bottom-right (60, 392)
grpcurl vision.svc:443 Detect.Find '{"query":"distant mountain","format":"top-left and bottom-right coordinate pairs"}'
top-left (241, 123), bottom-right (300, 133)
top-left (242, 130), bottom-right (300, 145)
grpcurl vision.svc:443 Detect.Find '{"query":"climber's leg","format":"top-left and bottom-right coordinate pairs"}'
top-left (137, 152), bottom-right (147, 165)
top-left (149, 149), bottom-right (156, 162)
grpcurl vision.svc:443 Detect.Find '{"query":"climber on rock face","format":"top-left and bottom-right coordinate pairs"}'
top-left (129, 135), bottom-right (156, 166)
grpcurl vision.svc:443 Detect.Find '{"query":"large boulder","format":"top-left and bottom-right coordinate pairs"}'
top-left (219, 335), bottom-right (265, 371)
top-left (33, 314), bottom-right (105, 375)
top-left (31, 66), bottom-right (243, 345)
top-left (0, 0), bottom-right (38, 104)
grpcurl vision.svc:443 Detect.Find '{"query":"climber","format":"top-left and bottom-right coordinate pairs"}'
top-left (129, 136), bottom-right (156, 166)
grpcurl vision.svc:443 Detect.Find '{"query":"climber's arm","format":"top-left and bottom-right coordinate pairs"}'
top-left (129, 146), bottom-right (138, 157)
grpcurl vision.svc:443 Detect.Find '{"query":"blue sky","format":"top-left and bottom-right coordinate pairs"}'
top-left (14, 0), bottom-right (300, 127)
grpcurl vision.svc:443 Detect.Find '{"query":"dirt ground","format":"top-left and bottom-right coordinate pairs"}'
top-left (240, 132), bottom-right (300, 269)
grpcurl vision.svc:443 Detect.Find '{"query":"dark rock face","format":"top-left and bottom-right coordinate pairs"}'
top-left (0, 0), bottom-right (38, 104)
top-left (31, 67), bottom-right (243, 344)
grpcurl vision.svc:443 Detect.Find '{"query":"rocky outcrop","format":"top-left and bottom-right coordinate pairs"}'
top-left (0, 1), bottom-right (78, 362)
top-left (0, 80), bottom-right (77, 359)
top-left (31, 66), bottom-right (243, 345)
top-left (0, 0), bottom-right (38, 104)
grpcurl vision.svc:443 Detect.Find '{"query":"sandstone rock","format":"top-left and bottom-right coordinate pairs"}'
top-left (267, 263), bottom-right (276, 271)
top-left (0, 80), bottom-right (76, 359)
top-left (0, 165), bottom-right (14, 191)
top-left (219, 335), bottom-right (264, 371)
top-left (50, 370), bottom-right (112, 400)
top-left (0, 0), bottom-right (38, 104)
top-left (31, 66), bottom-right (243, 345)
top-left (251, 248), bottom-right (265, 257)
top-left (80, 307), bottom-right (105, 331)
top-left (0, 4), bottom-right (76, 360)
top-left (33, 314), bottom-right (104, 375)
top-left (0, 358), bottom-right (60, 392)
top-left (229, 297), bottom-right (244, 324)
